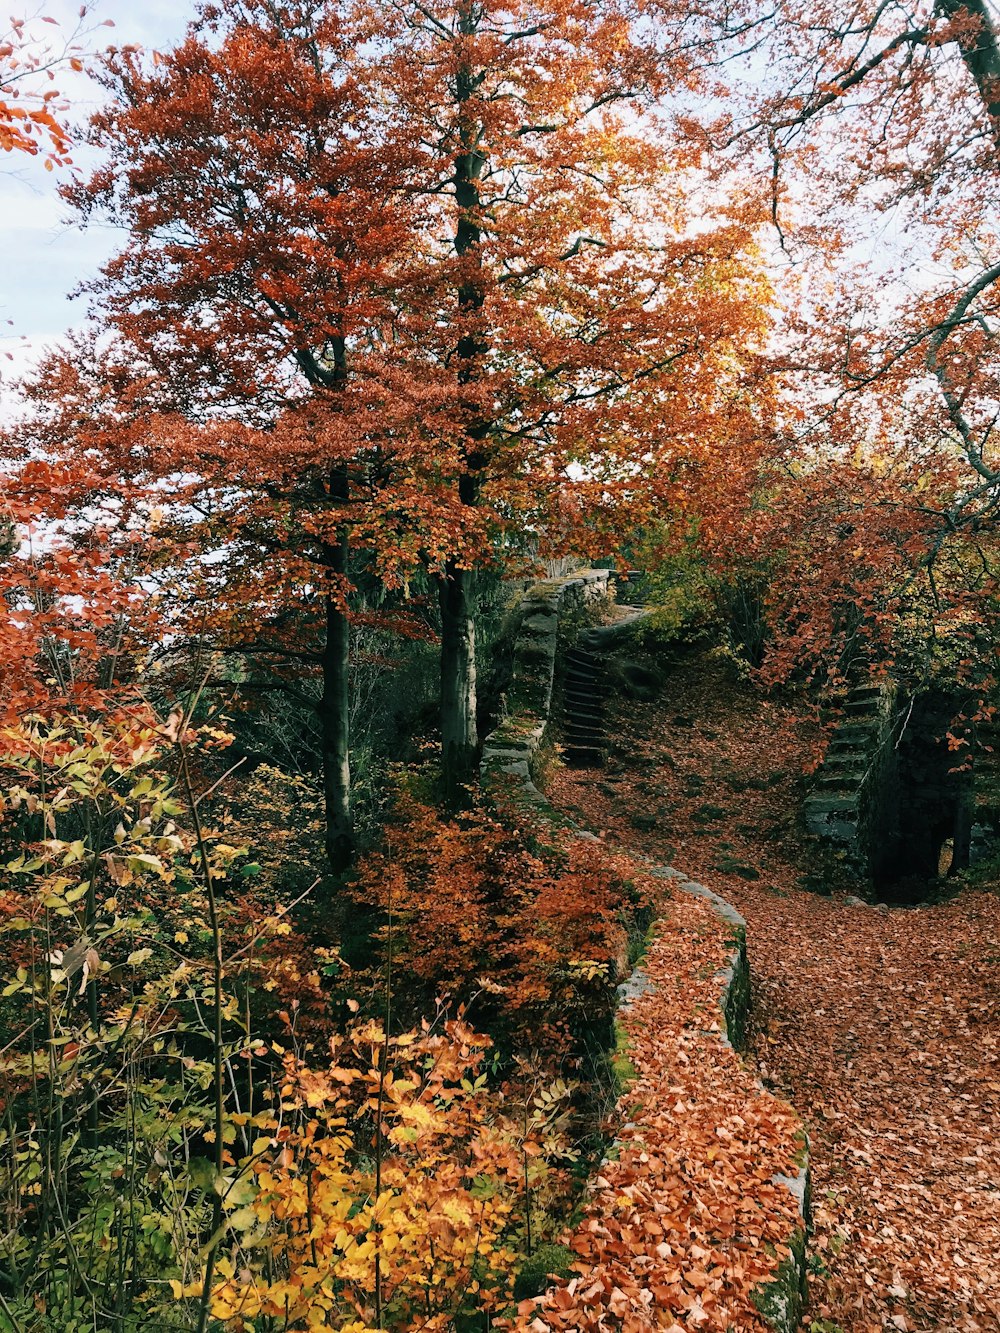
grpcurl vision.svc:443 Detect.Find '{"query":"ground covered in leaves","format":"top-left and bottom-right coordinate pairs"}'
top-left (548, 651), bottom-right (1000, 1333)
top-left (517, 888), bottom-right (803, 1332)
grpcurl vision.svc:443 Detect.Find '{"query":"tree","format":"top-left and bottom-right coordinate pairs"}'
top-left (1, 14), bottom-right (69, 162)
top-left (0, 9), bottom-right (110, 165)
top-left (365, 0), bottom-right (772, 798)
top-left (24, 3), bottom-right (431, 871)
top-left (9, 0), bottom-right (771, 854)
top-left (755, 0), bottom-right (1000, 487)
top-left (691, 0), bottom-right (1000, 684)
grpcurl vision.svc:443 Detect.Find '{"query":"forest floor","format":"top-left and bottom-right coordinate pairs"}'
top-left (547, 649), bottom-right (1000, 1333)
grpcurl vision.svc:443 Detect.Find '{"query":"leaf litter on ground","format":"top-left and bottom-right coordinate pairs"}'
top-left (544, 653), bottom-right (1000, 1333)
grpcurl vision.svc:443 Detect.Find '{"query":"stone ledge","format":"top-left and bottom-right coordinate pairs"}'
top-left (484, 576), bottom-right (812, 1331)
top-left (481, 570), bottom-right (612, 786)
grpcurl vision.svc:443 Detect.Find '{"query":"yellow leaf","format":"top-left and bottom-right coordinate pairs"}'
top-left (228, 1205), bottom-right (257, 1230)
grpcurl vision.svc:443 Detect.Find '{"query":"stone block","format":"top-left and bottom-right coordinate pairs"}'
top-left (519, 612), bottom-right (558, 639)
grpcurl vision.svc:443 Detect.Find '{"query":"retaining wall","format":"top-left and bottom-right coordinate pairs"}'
top-left (480, 569), bottom-right (611, 799)
top-left (483, 574), bottom-right (812, 1333)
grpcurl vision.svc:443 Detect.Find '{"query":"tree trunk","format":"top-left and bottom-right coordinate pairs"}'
top-left (319, 575), bottom-right (353, 873)
top-left (936, 0), bottom-right (1000, 146)
top-left (439, 561), bottom-right (478, 806)
top-left (951, 794), bottom-right (973, 875)
top-left (298, 345), bottom-right (355, 874)
top-left (439, 3), bottom-right (487, 804)
top-left (319, 452), bottom-right (354, 872)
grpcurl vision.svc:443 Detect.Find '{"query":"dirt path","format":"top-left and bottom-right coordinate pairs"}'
top-left (547, 656), bottom-right (1000, 1333)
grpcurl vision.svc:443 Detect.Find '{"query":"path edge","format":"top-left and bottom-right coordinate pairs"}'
top-left (482, 573), bottom-right (812, 1333)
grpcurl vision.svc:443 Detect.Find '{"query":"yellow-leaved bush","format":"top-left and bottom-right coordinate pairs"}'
top-left (0, 713), bottom-right (586, 1331)
top-left (208, 1017), bottom-right (527, 1331)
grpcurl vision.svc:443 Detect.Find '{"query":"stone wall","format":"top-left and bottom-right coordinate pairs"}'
top-left (483, 574), bottom-right (812, 1333)
top-left (805, 681), bottom-right (1000, 887)
top-left (480, 569), bottom-right (611, 798)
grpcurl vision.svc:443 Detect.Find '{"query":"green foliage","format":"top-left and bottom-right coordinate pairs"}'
top-left (0, 713), bottom-right (652, 1331)
top-left (0, 715), bottom-right (235, 1327)
top-left (223, 761), bottom-right (326, 895)
top-left (0, 713), bottom-right (326, 1330)
top-left (636, 550), bottom-right (715, 651)
top-left (513, 1242), bottom-right (577, 1300)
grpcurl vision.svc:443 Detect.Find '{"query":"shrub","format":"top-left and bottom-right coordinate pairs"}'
top-left (353, 792), bottom-right (653, 1057)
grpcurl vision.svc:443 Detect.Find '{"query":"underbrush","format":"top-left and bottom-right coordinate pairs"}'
top-left (0, 715), bottom-right (655, 1331)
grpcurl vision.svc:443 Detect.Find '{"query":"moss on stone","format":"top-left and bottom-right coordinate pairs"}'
top-left (751, 1227), bottom-right (808, 1333)
top-left (721, 932), bottom-right (751, 1052)
top-left (793, 1129), bottom-right (811, 1174)
top-left (610, 1019), bottom-right (639, 1095)
top-left (512, 1243), bottom-right (577, 1300)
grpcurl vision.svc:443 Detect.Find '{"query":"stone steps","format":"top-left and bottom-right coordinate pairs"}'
top-left (814, 769), bottom-right (868, 791)
top-left (828, 724), bottom-right (872, 747)
top-left (562, 636), bottom-right (607, 767)
top-left (804, 679), bottom-right (891, 861)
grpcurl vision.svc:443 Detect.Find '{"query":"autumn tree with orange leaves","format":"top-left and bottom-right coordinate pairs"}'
top-left (0, 8), bottom-right (110, 165)
top-left (677, 0), bottom-right (1000, 689)
top-left (6, 0), bottom-right (771, 865)
top-left (0, 14), bottom-right (70, 162)
top-left (11, 6), bottom-right (431, 870)
top-left (13, 5), bottom-right (1000, 1332)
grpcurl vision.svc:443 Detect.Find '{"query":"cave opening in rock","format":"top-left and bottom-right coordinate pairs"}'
top-left (871, 690), bottom-right (975, 904)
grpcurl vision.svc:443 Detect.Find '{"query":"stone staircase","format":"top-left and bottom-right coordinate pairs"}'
top-left (969, 716), bottom-right (1000, 862)
top-left (561, 632), bottom-right (610, 767)
top-left (810, 686), bottom-right (885, 794)
top-left (803, 682), bottom-right (894, 868)
top-left (805, 682), bottom-right (1000, 882)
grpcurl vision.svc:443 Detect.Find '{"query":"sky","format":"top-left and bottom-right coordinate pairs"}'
top-left (1, 0), bottom-right (978, 404)
top-left (1, 0), bottom-right (197, 387)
